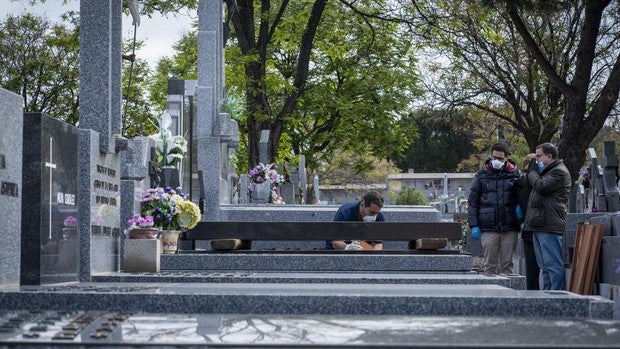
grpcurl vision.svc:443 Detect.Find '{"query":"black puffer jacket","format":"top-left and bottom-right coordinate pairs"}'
top-left (468, 158), bottom-right (520, 232)
top-left (524, 159), bottom-right (571, 234)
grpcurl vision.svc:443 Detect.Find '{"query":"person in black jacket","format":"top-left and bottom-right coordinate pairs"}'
top-left (516, 153), bottom-right (540, 290)
top-left (468, 143), bottom-right (521, 275)
top-left (524, 142), bottom-right (571, 290)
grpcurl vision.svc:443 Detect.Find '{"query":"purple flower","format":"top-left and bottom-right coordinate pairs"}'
top-left (63, 216), bottom-right (78, 227)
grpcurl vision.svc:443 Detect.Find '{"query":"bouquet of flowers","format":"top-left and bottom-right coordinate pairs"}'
top-left (138, 187), bottom-right (201, 230)
top-left (127, 214), bottom-right (154, 228)
top-left (149, 112), bottom-right (188, 168)
top-left (248, 163), bottom-right (286, 189)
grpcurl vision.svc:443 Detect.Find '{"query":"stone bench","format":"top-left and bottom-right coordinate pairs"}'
top-left (179, 221), bottom-right (463, 252)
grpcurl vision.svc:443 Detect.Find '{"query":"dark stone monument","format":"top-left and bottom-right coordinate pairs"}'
top-left (21, 113), bottom-right (79, 285)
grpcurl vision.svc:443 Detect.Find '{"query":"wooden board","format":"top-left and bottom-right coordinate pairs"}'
top-left (569, 223), bottom-right (604, 295)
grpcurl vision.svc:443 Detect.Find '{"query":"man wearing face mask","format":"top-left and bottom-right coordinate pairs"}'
top-left (326, 190), bottom-right (385, 250)
top-left (524, 142), bottom-right (571, 290)
top-left (468, 142), bottom-right (521, 275)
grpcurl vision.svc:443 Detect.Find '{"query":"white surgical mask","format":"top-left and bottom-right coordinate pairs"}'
top-left (491, 159), bottom-right (504, 170)
top-left (363, 215), bottom-right (378, 222)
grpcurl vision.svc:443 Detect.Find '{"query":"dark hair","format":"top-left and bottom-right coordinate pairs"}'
top-left (536, 142), bottom-right (559, 159)
top-left (492, 142), bottom-right (511, 156)
top-left (363, 190), bottom-right (384, 208)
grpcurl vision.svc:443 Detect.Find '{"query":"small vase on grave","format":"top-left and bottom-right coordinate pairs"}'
top-left (160, 230), bottom-right (181, 254)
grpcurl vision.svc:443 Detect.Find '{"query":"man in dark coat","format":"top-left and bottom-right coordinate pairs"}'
top-left (516, 153), bottom-right (540, 290)
top-left (524, 142), bottom-right (571, 290)
top-left (468, 143), bottom-right (521, 275)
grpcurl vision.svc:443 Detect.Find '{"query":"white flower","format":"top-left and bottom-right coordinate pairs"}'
top-left (149, 112), bottom-right (187, 167)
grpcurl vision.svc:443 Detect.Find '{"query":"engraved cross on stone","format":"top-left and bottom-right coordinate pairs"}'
top-left (44, 138), bottom-right (56, 240)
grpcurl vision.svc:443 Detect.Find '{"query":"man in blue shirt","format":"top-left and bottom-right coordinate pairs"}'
top-left (326, 191), bottom-right (386, 250)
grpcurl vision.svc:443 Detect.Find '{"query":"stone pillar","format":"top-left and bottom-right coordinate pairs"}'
top-left (78, 0), bottom-right (123, 280)
top-left (79, 0), bottom-right (122, 153)
top-left (259, 130), bottom-right (270, 165)
top-left (197, 0), bottom-right (224, 220)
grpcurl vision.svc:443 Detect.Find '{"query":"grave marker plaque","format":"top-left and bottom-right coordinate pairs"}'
top-left (79, 130), bottom-right (121, 280)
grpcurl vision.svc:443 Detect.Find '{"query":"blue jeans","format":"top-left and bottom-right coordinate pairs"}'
top-left (533, 232), bottom-right (565, 290)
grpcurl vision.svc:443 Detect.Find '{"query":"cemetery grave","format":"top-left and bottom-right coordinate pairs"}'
top-left (0, 0), bottom-right (619, 347)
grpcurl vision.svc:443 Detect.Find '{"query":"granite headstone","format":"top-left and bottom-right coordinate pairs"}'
top-left (0, 88), bottom-right (23, 286)
top-left (21, 113), bottom-right (79, 285)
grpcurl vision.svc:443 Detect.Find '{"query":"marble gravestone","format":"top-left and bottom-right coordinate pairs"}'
top-left (21, 113), bottom-right (79, 285)
top-left (0, 88), bottom-right (23, 286)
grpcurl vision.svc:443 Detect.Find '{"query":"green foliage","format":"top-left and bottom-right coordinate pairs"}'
top-left (281, 1), bottom-right (421, 169)
top-left (0, 13), bottom-right (80, 124)
top-left (122, 40), bottom-right (158, 137)
top-left (388, 187), bottom-right (429, 205)
top-left (392, 108), bottom-right (476, 173)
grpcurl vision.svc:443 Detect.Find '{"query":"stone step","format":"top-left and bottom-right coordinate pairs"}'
top-left (0, 282), bottom-right (612, 318)
top-left (160, 253), bottom-right (473, 272)
top-left (93, 271), bottom-right (525, 290)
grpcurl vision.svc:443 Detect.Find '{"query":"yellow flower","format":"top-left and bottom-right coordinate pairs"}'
top-left (176, 199), bottom-right (201, 229)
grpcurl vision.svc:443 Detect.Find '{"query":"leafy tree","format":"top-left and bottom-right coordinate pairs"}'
top-left (316, 150), bottom-right (400, 185)
top-left (388, 186), bottom-right (429, 205)
top-left (402, 1), bottom-right (567, 153)
top-left (286, 2), bottom-right (420, 171)
top-left (122, 40), bottom-right (158, 137)
top-left (0, 13), bottom-right (80, 123)
top-left (504, 0), bottom-right (620, 179)
top-left (392, 108), bottom-right (476, 173)
top-left (225, 0), bottom-right (421, 171)
top-left (402, 0), bottom-right (620, 179)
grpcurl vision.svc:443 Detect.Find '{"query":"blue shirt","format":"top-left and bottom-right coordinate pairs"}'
top-left (325, 201), bottom-right (386, 249)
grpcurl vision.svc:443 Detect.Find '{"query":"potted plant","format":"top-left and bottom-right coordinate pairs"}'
top-left (126, 214), bottom-right (159, 239)
top-left (138, 187), bottom-right (201, 253)
top-left (62, 216), bottom-right (78, 239)
top-left (149, 112), bottom-right (188, 189)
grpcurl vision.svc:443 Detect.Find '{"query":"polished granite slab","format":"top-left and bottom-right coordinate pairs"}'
top-left (161, 253), bottom-right (473, 272)
top-left (0, 282), bottom-right (612, 318)
top-left (0, 311), bottom-right (618, 348)
top-left (93, 271), bottom-right (526, 289)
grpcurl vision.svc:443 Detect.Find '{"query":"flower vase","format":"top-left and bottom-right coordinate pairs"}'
top-left (128, 227), bottom-right (160, 239)
top-left (161, 230), bottom-right (181, 254)
top-left (159, 167), bottom-right (180, 189)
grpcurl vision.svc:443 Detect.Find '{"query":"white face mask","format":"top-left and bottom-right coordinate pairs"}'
top-left (363, 215), bottom-right (378, 222)
top-left (491, 159), bottom-right (504, 170)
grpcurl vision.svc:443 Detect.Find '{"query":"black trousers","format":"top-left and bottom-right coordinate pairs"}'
top-left (522, 231), bottom-right (540, 290)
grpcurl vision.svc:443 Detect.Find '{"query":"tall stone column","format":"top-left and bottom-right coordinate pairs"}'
top-left (197, 0), bottom-right (224, 220)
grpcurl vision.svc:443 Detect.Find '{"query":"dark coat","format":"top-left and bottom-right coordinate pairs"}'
top-left (524, 159), bottom-right (571, 234)
top-left (516, 170), bottom-right (533, 240)
top-left (468, 158), bottom-right (520, 233)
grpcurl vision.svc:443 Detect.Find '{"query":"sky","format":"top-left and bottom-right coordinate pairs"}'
top-left (2, 0), bottom-right (197, 68)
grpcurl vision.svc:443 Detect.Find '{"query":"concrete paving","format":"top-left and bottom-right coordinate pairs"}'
top-left (0, 282), bottom-right (612, 318)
